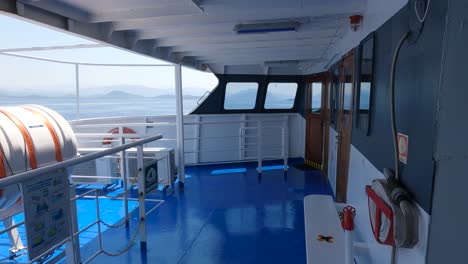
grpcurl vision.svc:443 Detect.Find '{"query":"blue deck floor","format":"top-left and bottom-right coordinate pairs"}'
top-left (82, 159), bottom-right (333, 264)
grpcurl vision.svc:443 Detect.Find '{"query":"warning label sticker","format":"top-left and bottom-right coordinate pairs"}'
top-left (397, 133), bottom-right (409, 164)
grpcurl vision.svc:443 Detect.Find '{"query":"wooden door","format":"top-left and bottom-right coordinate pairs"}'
top-left (335, 52), bottom-right (355, 203)
top-left (305, 73), bottom-right (328, 170)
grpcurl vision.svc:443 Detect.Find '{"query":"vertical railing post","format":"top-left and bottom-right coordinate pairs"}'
top-left (283, 116), bottom-right (289, 170)
top-left (65, 186), bottom-right (80, 264)
top-left (95, 191), bottom-right (103, 252)
top-left (119, 126), bottom-right (129, 227)
top-left (174, 64), bottom-right (185, 186)
top-left (194, 115), bottom-right (201, 164)
top-left (136, 145), bottom-right (147, 250)
top-left (75, 64), bottom-right (80, 120)
top-left (239, 114), bottom-right (246, 160)
top-left (257, 120), bottom-right (262, 173)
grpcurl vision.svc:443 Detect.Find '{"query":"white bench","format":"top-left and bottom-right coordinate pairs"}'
top-left (304, 195), bottom-right (346, 264)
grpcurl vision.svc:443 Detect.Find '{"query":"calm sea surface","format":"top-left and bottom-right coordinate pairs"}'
top-left (0, 97), bottom-right (199, 120)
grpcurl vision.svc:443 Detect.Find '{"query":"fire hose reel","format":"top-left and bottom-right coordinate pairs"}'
top-left (365, 170), bottom-right (419, 248)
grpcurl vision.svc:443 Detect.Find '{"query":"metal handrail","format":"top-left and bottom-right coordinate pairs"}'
top-left (70, 115), bottom-right (289, 171)
top-left (71, 119), bottom-right (287, 128)
top-left (0, 134), bottom-right (162, 189)
top-left (196, 90), bottom-right (211, 105)
top-left (0, 51), bottom-right (173, 67)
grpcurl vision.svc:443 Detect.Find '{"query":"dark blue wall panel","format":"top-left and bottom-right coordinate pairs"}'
top-left (428, 0), bottom-right (468, 262)
top-left (350, 1), bottom-right (447, 213)
top-left (191, 74), bottom-right (306, 115)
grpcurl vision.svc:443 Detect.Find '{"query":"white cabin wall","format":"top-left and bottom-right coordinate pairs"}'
top-left (288, 114), bottom-right (305, 159)
top-left (328, 128), bottom-right (338, 195)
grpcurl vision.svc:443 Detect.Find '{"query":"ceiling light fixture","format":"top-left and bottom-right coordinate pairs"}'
top-left (234, 21), bottom-right (302, 34)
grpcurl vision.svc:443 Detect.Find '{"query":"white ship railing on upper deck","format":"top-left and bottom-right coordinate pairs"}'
top-left (69, 113), bottom-right (296, 172)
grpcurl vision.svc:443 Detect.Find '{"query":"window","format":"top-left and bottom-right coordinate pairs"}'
top-left (311, 82), bottom-right (322, 113)
top-left (264, 82), bottom-right (298, 109)
top-left (224, 82), bottom-right (259, 110)
top-left (356, 33), bottom-right (375, 135)
top-left (343, 61), bottom-right (354, 112)
top-left (358, 36), bottom-right (374, 112)
top-left (359, 82), bottom-right (371, 110)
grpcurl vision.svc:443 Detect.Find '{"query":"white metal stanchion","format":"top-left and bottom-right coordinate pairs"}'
top-left (65, 186), bottom-right (80, 264)
top-left (75, 64), bottom-right (80, 120)
top-left (119, 127), bottom-right (129, 227)
top-left (137, 145), bottom-right (147, 250)
top-left (257, 120), bottom-right (262, 173)
top-left (3, 217), bottom-right (24, 255)
top-left (174, 64), bottom-right (185, 185)
top-left (283, 117), bottom-right (289, 170)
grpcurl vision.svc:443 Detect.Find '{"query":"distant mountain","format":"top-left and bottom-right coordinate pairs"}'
top-left (86, 90), bottom-right (144, 99)
top-left (0, 84), bottom-right (204, 98)
top-left (155, 94), bottom-right (200, 99)
top-left (80, 85), bottom-right (173, 97)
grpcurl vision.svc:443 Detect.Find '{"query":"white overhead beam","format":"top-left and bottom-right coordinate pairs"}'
top-left (134, 20), bottom-right (342, 40)
top-left (170, 38), bottom-right (332, 53)
top-left (0, 44), bottom-right (105, 53)
top-left (22, 0), bottom-right (203, 23)
top-left (199, 0), bottom-right (364, 15)
top-left (89, 4), bottom-right (203, 23)
top-left (181, 46), bottom-right (326, 57)
top-left (112, 12), bottom-right (349, 31)
top-left (198, 53), bottom-right (323, 64)
top-left (198, 53), bottom-right (322, 62)
top-left (20, 0), bottom-right (92, 21)
top-left (154, 31), bottom-right (339, 47)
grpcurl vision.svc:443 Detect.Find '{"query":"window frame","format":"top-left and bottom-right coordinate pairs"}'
top-left (330, 61), bottom-right (342, 128)
top-left (309, 82), bottom-right (323, 114)
top-left (222, 81), bottom-right (260, 111)
top-left (263, 82), bottom-right (299, 110)
top-left (355, 32), bottom-right (375, 136)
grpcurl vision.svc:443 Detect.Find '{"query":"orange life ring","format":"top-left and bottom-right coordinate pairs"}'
top-left (102, 127), bottom-right (138, 145)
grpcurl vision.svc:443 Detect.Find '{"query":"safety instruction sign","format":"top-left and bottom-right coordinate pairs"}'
top-left (21, 170), bottom-right (71, 261)
top-left (398, 133), bottom-right (409, 164)
top-left (144, 160), bottom-right (158, 193)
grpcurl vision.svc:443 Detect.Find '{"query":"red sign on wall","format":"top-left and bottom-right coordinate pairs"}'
top-left (397, 133), bottom-right (409, 164)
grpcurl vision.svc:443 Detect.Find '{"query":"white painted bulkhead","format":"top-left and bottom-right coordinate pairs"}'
top-left (328, 127), bottom-right (430, 264)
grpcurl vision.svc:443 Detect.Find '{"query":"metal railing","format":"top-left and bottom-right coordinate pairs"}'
top-left (0, 134), bottom-right (164, 263)
top-left (70, 115), bottom-right (289, 173)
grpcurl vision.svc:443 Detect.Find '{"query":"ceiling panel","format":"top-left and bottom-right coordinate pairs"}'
top-left (12, 0), bottom-right (366, 73)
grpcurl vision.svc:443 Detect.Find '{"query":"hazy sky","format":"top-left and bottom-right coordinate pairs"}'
top-left (0, 14), bottom-right (218, 96)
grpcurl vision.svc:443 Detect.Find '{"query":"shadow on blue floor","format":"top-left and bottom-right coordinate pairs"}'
top-left (83, 159), bottom-right (332, 264)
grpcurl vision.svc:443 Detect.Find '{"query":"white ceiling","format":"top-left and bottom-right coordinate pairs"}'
top-left (2, 0), bottom-right (372, 74)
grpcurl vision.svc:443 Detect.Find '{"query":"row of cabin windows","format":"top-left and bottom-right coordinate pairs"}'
top-left (224, 82), bottom-right (298, 110)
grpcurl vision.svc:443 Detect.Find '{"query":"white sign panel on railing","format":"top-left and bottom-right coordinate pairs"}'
top-left (21, 169), bottom-right (71, 261)
top-left (144, 160), bottom-right (158, 193)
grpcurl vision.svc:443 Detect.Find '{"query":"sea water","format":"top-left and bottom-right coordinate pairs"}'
top-left (0, 97), bottom-right (199, 120)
